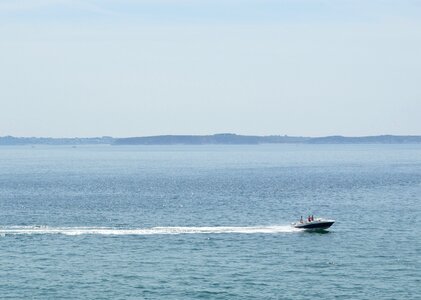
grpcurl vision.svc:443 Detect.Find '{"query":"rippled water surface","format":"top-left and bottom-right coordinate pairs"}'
top-left (0, 144), bottom-right (420, 299)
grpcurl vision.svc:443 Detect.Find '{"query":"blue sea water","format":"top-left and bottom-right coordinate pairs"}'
top-left (0, 144), bottom-right (420, 299)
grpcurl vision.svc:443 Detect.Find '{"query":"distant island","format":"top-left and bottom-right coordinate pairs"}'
top-left (1, 134), bottom-right (421, 145)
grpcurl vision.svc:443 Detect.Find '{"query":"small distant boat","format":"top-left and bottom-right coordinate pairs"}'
top-left (292, 217), bottom-right (335, 230)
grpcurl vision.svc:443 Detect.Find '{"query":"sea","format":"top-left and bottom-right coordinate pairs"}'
top-left (0, 144), bottom-right (420, 299)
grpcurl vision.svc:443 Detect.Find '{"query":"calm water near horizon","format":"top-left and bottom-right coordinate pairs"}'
top-left (0, 144), bottom-right (420, 299)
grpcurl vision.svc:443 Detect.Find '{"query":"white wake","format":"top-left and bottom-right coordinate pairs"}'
top-left (0, 225), bottom-right (299, 236)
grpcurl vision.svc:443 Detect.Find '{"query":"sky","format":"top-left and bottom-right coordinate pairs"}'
top-left (1, 0), bottom-right (420, 138)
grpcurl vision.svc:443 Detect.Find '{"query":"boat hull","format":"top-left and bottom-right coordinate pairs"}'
top-left (293, 220), bottom-right (335, 230)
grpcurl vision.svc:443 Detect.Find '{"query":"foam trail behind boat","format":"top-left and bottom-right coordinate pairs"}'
top-left (0, 225), bottom-right (300, 236)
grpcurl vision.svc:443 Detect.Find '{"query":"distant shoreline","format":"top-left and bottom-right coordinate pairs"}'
top-left (1, 134), bottom-right (421, 145)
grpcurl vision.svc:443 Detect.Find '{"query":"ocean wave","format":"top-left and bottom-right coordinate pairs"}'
top-left (0, 225), bottom-right (299, 236)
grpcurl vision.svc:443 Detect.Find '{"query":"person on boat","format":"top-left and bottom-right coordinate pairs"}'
top-left (311, 215), bottom-right (314, 221)
top-left (308, 216), bottom-right (311, 222)
top-left (300, 216), bottom-right (303, 223)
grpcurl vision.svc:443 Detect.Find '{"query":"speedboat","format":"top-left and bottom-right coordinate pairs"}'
top-left (292, 217), bottom-right (335, 230)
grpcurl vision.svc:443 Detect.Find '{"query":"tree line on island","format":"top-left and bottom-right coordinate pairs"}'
top-left (1, 133), bottom-right (421, 145)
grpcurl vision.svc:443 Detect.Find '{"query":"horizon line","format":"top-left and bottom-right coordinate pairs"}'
top-left (2, 133), bottom-right (421, 139)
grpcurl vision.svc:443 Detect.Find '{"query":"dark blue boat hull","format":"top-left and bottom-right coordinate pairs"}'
top-left (294, 221), bottom-right (334, 230)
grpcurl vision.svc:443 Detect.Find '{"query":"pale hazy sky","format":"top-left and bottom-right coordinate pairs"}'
top-left (1, 0), bottom-right (420, 137)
